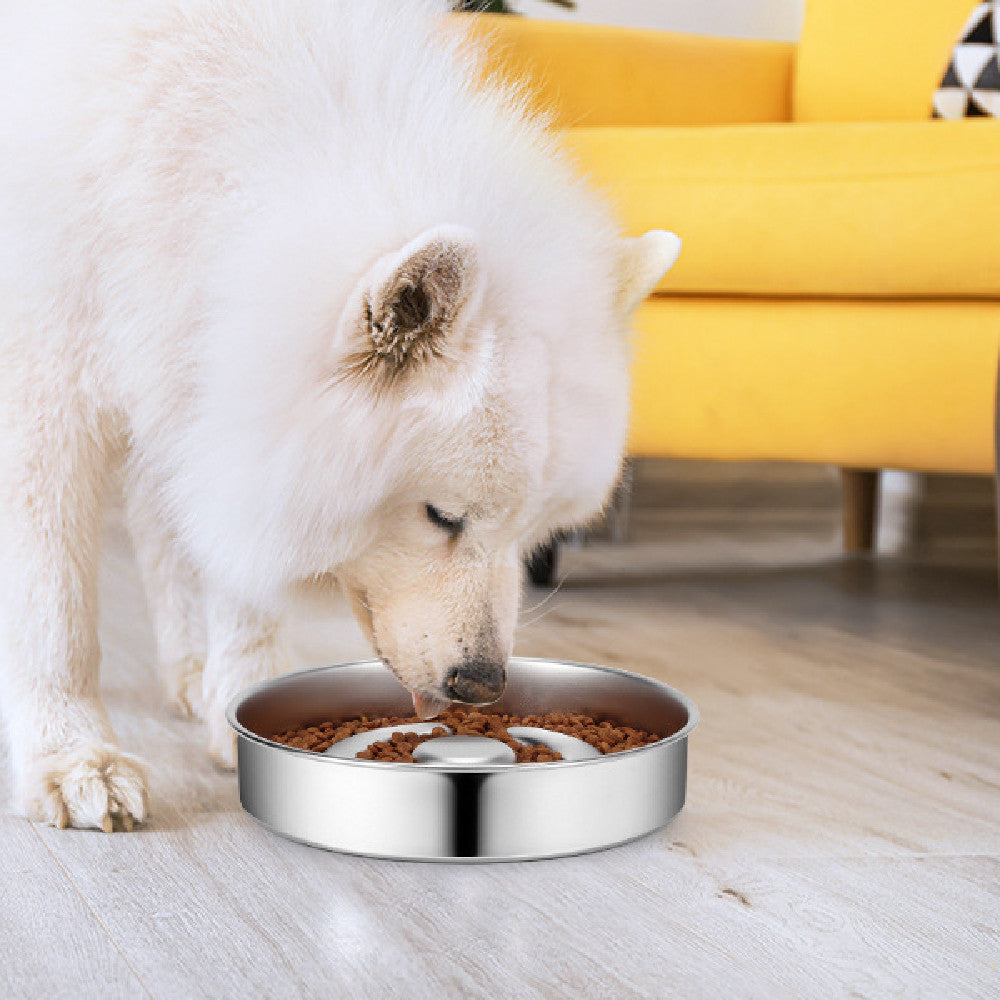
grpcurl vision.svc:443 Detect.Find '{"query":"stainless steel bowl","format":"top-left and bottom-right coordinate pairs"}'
top-left (227, 657), bottom-right (697, 862)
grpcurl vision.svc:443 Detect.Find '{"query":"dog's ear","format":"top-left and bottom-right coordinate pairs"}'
top-left (334, 225), bottom-right (484, 392)
top-left (614, 230), bottom-right (681, 316)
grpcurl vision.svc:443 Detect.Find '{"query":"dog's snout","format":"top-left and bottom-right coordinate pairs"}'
top-left (445, 659), bottom-right (506, 705)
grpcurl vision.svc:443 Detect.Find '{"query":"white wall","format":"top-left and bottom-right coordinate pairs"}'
top-left (519, 0), bottom-right (805, 41)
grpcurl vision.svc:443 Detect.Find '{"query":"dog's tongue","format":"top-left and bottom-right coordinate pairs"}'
top-left (412, 690), bottom-right (451, 721)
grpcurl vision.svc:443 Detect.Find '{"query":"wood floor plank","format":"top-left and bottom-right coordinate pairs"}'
top-left (517, 559), bottom-right (1000, 863)
top-left (6, 477), bottom-right (999, 999)
top-left (0, 808), bottom-right (150, 999)
top-left (670, 855), bottom-right (1000, 999)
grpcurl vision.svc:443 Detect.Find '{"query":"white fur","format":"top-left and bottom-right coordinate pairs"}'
top-left (0, 0), bottom-right (679, 828)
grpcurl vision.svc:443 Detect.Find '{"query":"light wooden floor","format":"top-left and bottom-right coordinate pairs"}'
top-left (2, 462), bottom-right (998, 1000)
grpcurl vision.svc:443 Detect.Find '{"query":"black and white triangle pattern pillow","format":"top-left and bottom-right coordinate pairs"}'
top-left (933, 2), bottom-right (1000, 117)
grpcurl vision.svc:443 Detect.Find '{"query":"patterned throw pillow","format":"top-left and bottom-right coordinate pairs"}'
top-left (932, 2), bottom-right (1000, 117)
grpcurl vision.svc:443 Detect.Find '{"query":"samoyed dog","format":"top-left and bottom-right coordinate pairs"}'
top-left (0, 0), bottom-right (679, 831)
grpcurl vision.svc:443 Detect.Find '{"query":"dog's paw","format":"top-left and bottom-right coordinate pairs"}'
top-left (205, 706), bottom-right (237, 770)
top-left (17, 743), bottom-right (149, 832)
top-left (160, 655), bottom-right (205, 719)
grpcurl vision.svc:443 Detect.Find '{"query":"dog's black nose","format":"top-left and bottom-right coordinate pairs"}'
top-left (445, 660), bottom-right (506, 705)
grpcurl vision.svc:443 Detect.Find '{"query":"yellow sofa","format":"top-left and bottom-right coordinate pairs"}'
top-left (465, 1), bottom-right (1000, 552)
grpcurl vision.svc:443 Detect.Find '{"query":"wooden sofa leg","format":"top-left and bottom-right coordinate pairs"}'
top-left (994, 355), bottom-right (1000, 590)
top-left (841, 468), bottom-right (880, 554)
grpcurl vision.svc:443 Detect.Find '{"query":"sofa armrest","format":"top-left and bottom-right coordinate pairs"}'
top-left (455, 14), bottom-right (795, 127)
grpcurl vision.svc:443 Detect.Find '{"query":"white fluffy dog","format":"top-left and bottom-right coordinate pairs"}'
top-left (0, 0), bottom-right (679, 831)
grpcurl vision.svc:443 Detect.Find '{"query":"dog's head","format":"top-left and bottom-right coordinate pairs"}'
top-left (327, 224), bottom-right (681, 715)
top-left (182, 183), bottom-right (678, 716)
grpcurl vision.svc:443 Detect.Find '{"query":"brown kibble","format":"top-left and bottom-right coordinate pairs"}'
top-left (271, 707), bottom-right (660, 763)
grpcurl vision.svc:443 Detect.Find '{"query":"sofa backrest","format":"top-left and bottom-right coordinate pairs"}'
top-left (794, 0), bottom-right (977, 120)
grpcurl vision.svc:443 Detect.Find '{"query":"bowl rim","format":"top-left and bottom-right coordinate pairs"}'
top-left (226, 655), bottom-right (699, 773)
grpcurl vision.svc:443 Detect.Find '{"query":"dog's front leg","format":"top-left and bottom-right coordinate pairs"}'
top-left (125, 480), bottom-right (207, 720)
top-left (202, 592), bottom-right (289, 768)
top-left (0, 408), bottom-right (147, 831)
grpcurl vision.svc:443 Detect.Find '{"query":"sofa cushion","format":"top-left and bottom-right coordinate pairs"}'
top-left (563, 119), bottom-right (1000, 298)
top-left (627, 296), bottom-right (1000, 473)
top-left (794, 0), bottom-right (974, 121)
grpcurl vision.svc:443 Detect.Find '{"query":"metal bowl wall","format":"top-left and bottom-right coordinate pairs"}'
top-left (228, 657), bottom-right (697, 862)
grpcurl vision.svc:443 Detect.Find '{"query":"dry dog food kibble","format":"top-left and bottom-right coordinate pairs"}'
top-left (272, 708), bottom-right (661, 763)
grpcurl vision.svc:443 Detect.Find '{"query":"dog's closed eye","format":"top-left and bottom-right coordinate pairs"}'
top-left (425, 503), bottom-right (465, 537)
